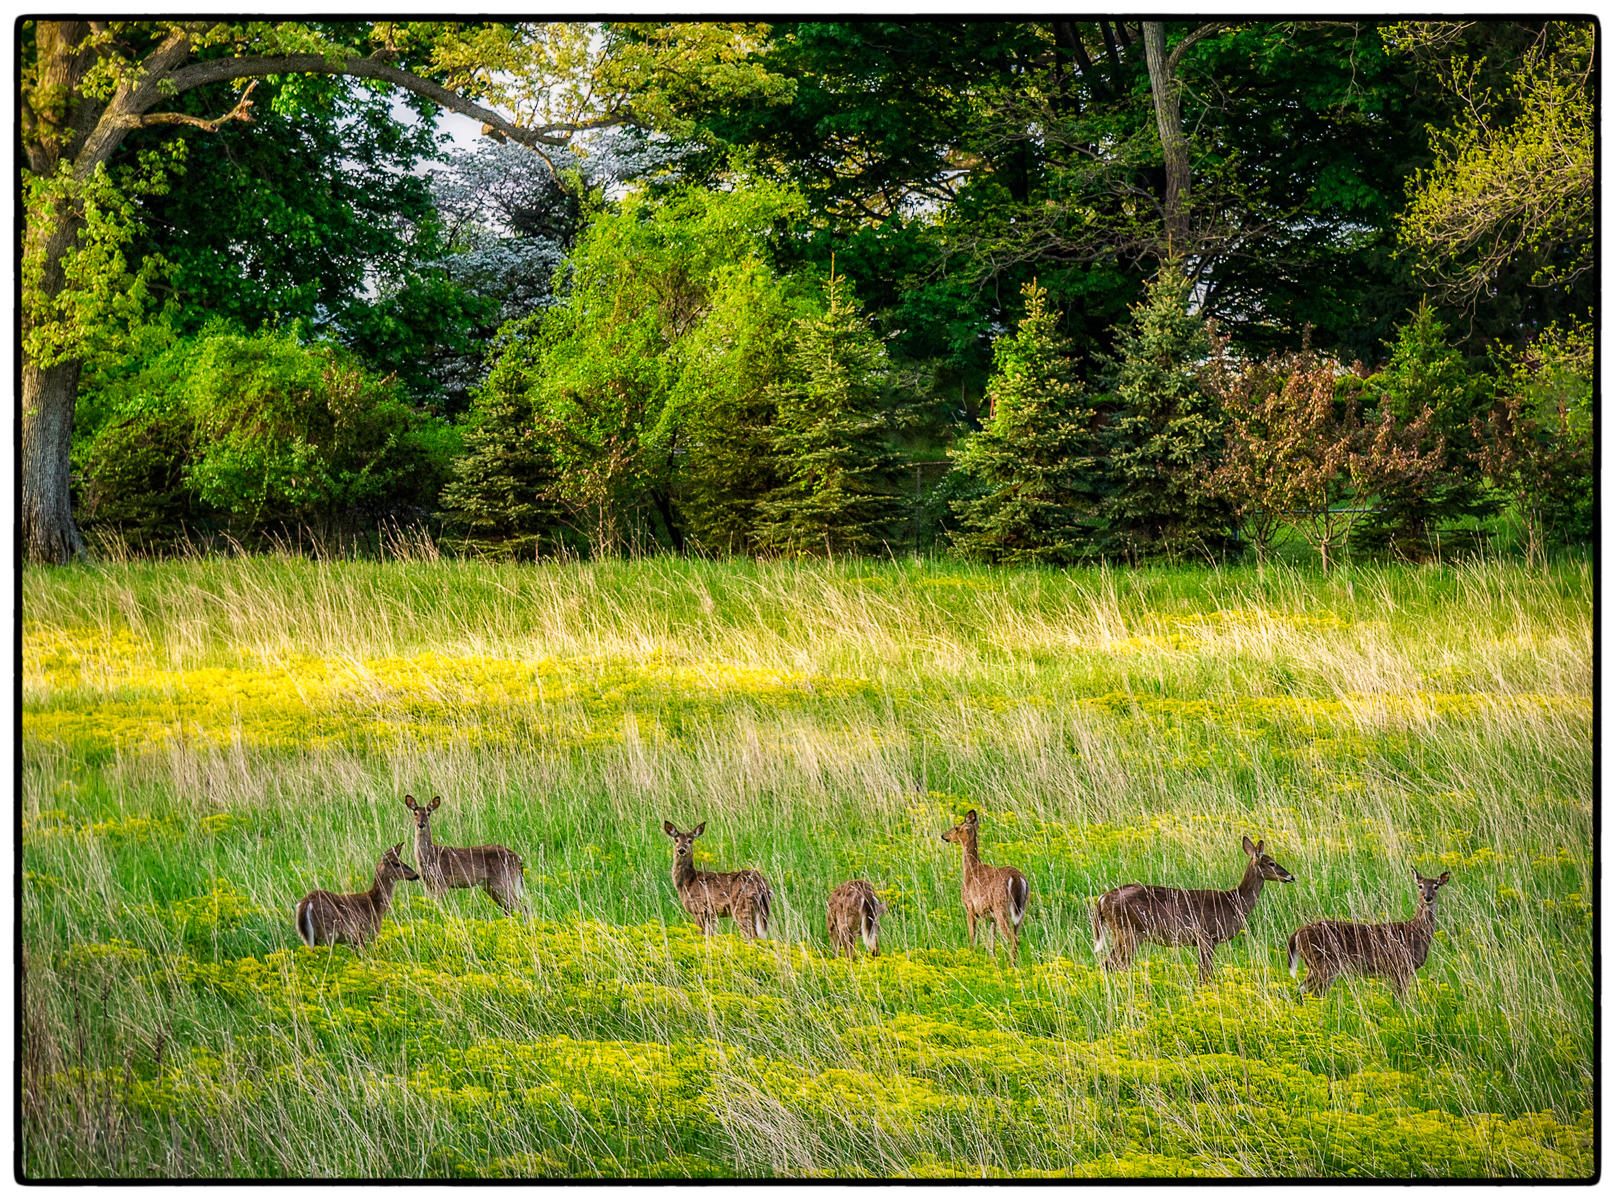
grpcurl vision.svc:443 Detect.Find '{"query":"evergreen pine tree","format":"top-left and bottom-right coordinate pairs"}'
top-left (949, 280), bottom-right (1111, 564)
top-left (1105, 265), bottom-right (1234, 561)
top-left (755, 269), bottom-right (903, 556)
top-left (438, 326), bottom-right (567, 557)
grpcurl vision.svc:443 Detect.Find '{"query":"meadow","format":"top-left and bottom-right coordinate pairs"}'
top-left (19, 553), bottom-right (1593, 1178)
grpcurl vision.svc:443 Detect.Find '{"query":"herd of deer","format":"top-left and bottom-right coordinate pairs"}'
top-left (294, 798), bottom-right (1452, 999)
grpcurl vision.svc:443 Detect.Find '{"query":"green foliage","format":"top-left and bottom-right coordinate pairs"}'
top-left (1104, 266), bottom-right (1233, 562)
top-left (77, 325), bottom-right (455, 548)
top-left (1479, 321), bottom-right (1594, 558)
top-left (513, 181), bottom-right (807, 556)
top-left (1394, 21), bottom-right (1594, 309)
top-left (756, 271), bottom-right (905, 556)
top-left (949, 280), bottom-right (1111, 564)
top-left (437, 318), bottom-right (571, 558)
top-left (1345, 304), bottom-right (1495, 556)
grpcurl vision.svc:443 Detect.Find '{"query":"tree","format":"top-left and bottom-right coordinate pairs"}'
top-left (1344, 303), bottom-right (1494, 556)
top-left (1394, 20), bottom-right (1594, 314)
top-left (1202, 340), bottom-right (1318, 570)
top-left (949, 280), bottom-right (1110, 564)
top-left (756, 270), bottom-right (904, 557)
top-left (1103, 264), bottom-right (1233, 562)
top-left (1477, 321), bottom-right (1594, 562)
top-left (436, 317), bottom-right (570, 558)
top-left (20, 19), bottom-right (780, 563)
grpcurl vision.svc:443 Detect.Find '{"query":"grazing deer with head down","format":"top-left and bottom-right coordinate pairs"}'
top-left (295, 843), bottom-right (419, 950)
top-left (662, 821), bottom-right (773, 940)
top-left (827, 879), bottom-right (886, 959)
top-left (1093, 836), bottom-right (1295, 982)
top-left (941, 809), bottom-right (1030, 964)
top-left (1289, 868), bottom-right (1451, 998)
top-left (404, 794), bottom-right (525, 915)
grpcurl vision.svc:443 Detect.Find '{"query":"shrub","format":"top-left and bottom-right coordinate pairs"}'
top-left (77, 324), bottom-right (454, 549)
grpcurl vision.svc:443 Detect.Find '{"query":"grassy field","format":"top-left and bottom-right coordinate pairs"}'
top-left (20, 554), bottom-right (1593, 1178)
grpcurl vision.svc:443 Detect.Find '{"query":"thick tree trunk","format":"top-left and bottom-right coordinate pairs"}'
top-left (1142, 22), bottom-right (1191, 258)
top-left (21, 358), bottom-right (86, 564)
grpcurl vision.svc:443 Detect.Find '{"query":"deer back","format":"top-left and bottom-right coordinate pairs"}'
top-left (421, 837), bottom-right (523, 889)
top-left (1099, 882), bottom-right (1252, 946)
top-left (1293, 916), bottom-right (1430, 977)
top-left (681, 866), bottom-right (768, 920)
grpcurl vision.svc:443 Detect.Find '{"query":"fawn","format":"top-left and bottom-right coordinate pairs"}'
top-left (941, 809), bottom-right (1030, 964)
top-left (1289, 868), bottom-right (1451, 998)
top-left (295, 843), bottom-right (419, 950)
top-left (404, 794), bottom-right (525, 915)
top-left (662, 821), bottom-right (773, 940)
top-left (826, 880), bottom-right (886, 959)
top-left (1093, 835), bottom-right (1294, 982)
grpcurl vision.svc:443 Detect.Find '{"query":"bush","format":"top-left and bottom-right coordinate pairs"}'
top-left (76, 324), bottom-right (455, 549)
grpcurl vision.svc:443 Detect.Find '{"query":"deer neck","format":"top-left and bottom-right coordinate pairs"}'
top-left (415, 822), bottom-right (436, 862)
top-left (957, 832), bottom-right (982, 881)
top-left (671, 852), bottom-right (697, 890)
top-left (1233, 860), bottom-right (1265, 914)
top-left (368, 870), bottom-right (398, 915)
top-left (1406, 896), bottom-right (1438, 947)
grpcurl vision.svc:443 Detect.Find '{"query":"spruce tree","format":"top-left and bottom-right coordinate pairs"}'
top-left (1105, 265), bottom-right (1234, 562)
top-left (949, 280), bottom-right (1111, 564)
top-left (756, 270), bottom-right (903, 556)
top-left (438, 327), bottom-right (567, 557)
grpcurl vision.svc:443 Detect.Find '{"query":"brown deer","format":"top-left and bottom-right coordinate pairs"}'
top-left (294, 843), bottom-right (419, 950)
top-left (404, 794), bottom-right (524, 915)
top-left (1288, 868), bottom-right (1451, 998)
top-left (1093, 835), bottom-right (1295, 982)
top-left (826, 880), bottom-right (886, 959)
top-left (941, 809), bottom-right (1030, 964)
top-left (662, 821), bottom-right (773, 940)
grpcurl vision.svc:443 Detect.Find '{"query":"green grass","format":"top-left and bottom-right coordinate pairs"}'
top-left (21, 554), bottom-right (1593, 1178)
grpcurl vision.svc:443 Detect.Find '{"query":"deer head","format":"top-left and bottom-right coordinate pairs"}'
top-left (941, 809), bottom-right (979, 844)
top-left (380, 842), bottom-right (421, 882)
top-left (663, 820), bottom-right (706, 859)
top-left (1242, 835), bottom-right (1296, 883)
top-left (403, 793), bottom-right (442, 831)
top-left (1412, 867), bottom-right (1451, 905)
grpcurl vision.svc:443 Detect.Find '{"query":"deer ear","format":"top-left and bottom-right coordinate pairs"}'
top-left (965, 809), bottom-right (978, 824)
top-left (1437, 871), bottom-right (1450, 885)
top-left (663, 820), bottom-right (676, 836)
top-left (392, 842), bottom-right (403, 855)
top-left (429, 796), bottom-right (441, 811)
top-left (404, 794), bottom-right (417, 809)
top-left (692, 822), bottom-right (706, 838)
top-left (1411, 865), bottom-right (1421, 881)
top-left (1242, 835), bottom-right (1257, 855)
top-left (1255, 839), bottom-right (1265, 854)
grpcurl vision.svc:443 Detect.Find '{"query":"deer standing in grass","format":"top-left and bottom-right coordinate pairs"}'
top-left (662, 821), bottom-right (773, 940)
top-left (404, 794), bottom-right (525, 915)
top-left (827, 880), bottom-right (886, 959)
top-left (1093, 836), bottom-right (1294, 982)
top-left (294, 843), bottom-right (419, 950)
top-left (1289, 868), bottom-right (1451, 999)
top-left (941, 809), bottom-right (1030, 964)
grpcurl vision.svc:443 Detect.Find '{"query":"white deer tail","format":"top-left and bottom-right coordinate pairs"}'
top-left (296, 900), bottom-right (314, 948)
top-left (1091, 902), bottom-right (1108, 957)
top-left (1008, 875), bottom-right (1029, 926)
top-left (1287, 931), bottom-right (1301, 978)
top-left (755, 886), bottom-right (772, 939)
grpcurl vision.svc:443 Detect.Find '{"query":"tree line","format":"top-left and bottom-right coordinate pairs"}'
top-left (22, 20), bottom-right (1594, 565)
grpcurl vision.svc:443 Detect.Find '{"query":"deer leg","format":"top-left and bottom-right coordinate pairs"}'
top-left (984, 919), bottom-right (997, 957)
top-left (1196, 938), bottom-right (1216, 984)
top-left (1304, 968), bottom-right (1333, 998)
top-left (1102, 931), bottom-right (1133, 971)
top-left (1007, 916), bottom-right (1020, 966)
top-left (966, 911), bottom-right (977, 947)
